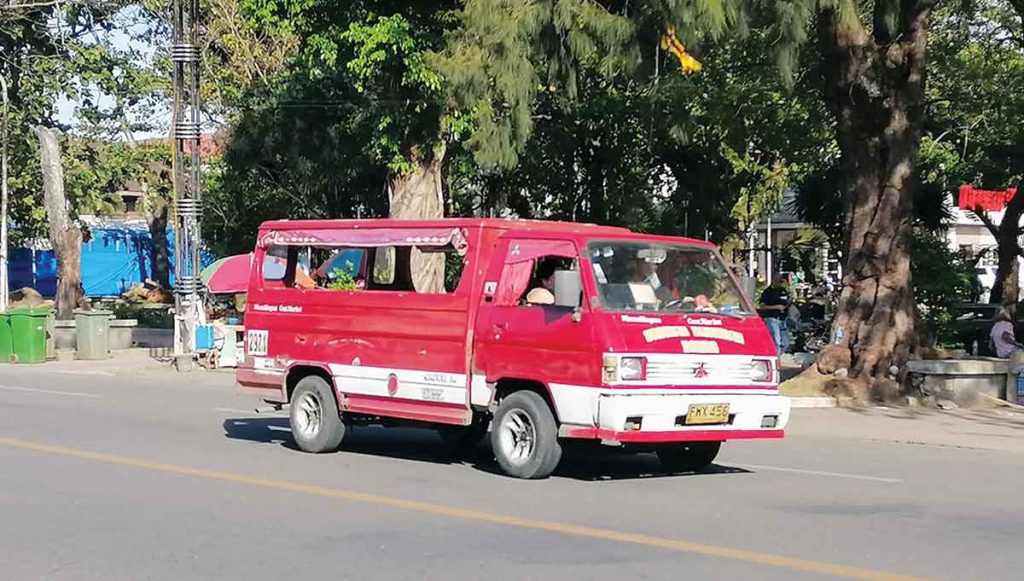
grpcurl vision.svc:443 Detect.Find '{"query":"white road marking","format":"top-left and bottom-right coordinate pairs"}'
top-left (734, 463), bottom-right (901, 483)
top-left (213, 407), bottom-right (261, 415)
top-left (46, 370), bottom-right (115, 376)
top-left (213, 406), bottom-right (287, 416)
top-left (0, 384), bottom-right (103, 399)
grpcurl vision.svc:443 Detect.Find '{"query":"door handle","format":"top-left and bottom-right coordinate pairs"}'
top-left (491, 322), bottom-right (509, 333)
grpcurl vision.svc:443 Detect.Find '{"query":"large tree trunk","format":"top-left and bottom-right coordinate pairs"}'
top-left (146, 196), bottom-right (171, 289)
top-left (34, 126), bottom-right (82, 319)
top-left (814, 7), bottom-right (931, 387)
top-left (388, 144), bottom-right (445, 293)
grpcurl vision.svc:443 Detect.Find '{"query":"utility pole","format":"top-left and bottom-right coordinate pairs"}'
top-left (171, 0), bottom-right (203, 365)
top-left (1, 74), bottom-right (10, 313)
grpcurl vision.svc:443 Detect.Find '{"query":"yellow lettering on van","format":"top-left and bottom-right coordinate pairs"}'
top-left (691, 327), bottom-right (745, 345)
top-left (643, 326), bottom-right (691, 342)
top-left (681, 340), bottom-right (720, 354)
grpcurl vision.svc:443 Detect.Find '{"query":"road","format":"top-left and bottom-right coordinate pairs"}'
top-left (1, 365), bottom-right (1023, 580)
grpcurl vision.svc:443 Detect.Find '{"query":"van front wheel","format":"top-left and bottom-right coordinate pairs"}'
top-left (491, 391), bottom-right (561, 479)
top-left (289, 376), bottom-right (345, 453)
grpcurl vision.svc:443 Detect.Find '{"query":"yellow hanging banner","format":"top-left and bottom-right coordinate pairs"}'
top-left (660, 27), bottom-right (702, 74)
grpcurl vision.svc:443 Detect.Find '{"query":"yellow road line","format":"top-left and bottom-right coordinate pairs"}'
top-left (0, 437), bottom-right (925, 581)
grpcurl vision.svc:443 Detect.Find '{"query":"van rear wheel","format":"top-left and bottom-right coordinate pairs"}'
top-left (289, 376), bottom-right (345, 453)
top-left (491, 391), bottom-right (561, 479)
top-left (656, 441), bottom-right (721, 472)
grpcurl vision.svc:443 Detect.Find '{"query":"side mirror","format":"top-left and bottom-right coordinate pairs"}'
top-left (553, 270), bottom-right (582, 309)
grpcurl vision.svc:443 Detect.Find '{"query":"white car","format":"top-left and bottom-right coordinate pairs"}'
top-left (977, 266), bottom-right (996, 297)
top-left (975, 264), bottom-right (1024, 303)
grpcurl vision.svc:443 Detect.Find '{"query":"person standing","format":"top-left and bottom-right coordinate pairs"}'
top-left (760, 277), bottom-right (792, 355)
top-left (990, 306), bottom-right (1023, 358)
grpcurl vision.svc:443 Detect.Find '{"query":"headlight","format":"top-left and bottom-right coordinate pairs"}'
top-left (751, 359), bottom-right (773, 382)
top-left (619, 357), bottom-right (647, 381)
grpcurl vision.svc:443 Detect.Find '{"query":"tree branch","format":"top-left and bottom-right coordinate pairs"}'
top-left (1, 0), bottom-right (75, 10)
top-left (972, 207), bottom-right (1000, 238)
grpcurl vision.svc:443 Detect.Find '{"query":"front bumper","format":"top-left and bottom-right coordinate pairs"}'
top-left (557, 392), bottom-right (791, 444)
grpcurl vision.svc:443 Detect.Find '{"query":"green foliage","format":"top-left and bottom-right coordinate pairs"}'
top-left (2, 2), bottom-right (166, 238)
top-left (325, 264), bottom-right (359, 291)
top-left (109, 302), bottom-right (174, 329)
top-left (924, 2), bottom-right (1024, 192)
top-left (204, 73), bottom-right (387, 255)
top-left (723, 144), bottom-right (792, 227)
top-left (777, 228), bottom-right (827, 283)
top-left (244, 0), bottom-right (460, 174)
top-left (912, 229), bottom-right (977, 346)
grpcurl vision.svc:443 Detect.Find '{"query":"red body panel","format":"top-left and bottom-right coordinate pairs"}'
top-left (236, 218), bottom-right (789, 440)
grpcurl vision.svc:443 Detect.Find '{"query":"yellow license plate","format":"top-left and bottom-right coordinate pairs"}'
top-left (685, 403), bottom-right (730, 425)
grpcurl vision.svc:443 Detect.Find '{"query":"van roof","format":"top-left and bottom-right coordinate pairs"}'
top-left (257, 218), bottom-right (714, 248)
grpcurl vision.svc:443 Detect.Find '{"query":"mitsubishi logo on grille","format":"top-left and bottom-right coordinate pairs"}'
top-left (693, 363), bottom-right (709, 378)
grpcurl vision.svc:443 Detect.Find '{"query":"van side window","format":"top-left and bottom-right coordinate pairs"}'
top-left (373, 247), bottom-right (395, 285)
top-left (262, 241), bottom-right (469, 294)
top-left (520, 256), bottom-right (578, 307)
top-left (263, 246), bottom-right (287, 281)
top-left (495, 252), bottom-right (579, 307)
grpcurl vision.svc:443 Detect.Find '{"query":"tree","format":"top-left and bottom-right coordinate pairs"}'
top-left (789, 1), bottom-right (930, 384)
top-left (35, 126), bottom-right (83, 318)
top-left (206, 74), bottom-right (387, 255)
top-left (921, 1), bottom-right (1024, 304)
top-left (229, 1), bottom-right (462, 291)
top-left (451, 0), bottom-right (976, 386)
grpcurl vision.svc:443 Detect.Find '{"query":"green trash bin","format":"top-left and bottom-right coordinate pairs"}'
top-left (0, 312), bottom-right (13, 363)
top-left (74, 309), bottom-right (112, 360)
top-left (10, 307), bottom-right (50, 364)
top-left (45, 311), bottom-right (57, 360)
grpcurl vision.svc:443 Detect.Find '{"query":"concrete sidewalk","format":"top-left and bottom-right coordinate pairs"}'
top-left (789, 406), bottom-right (1024, 453)
top-left (0, 348), bottom-right (173, 375)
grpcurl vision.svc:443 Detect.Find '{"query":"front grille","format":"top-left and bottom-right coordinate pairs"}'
top-left (645, 357), bottom-right (758, 384)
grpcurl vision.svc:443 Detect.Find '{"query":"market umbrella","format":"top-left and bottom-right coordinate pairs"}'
top-left (200, 254), bottom-right (253, 294)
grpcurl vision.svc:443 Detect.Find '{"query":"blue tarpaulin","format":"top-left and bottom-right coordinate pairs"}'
top-left (7, 220), bottom-right (212, 298)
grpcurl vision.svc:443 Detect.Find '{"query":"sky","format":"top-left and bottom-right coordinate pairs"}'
top-left (56, 5), bottom-right (169, 141)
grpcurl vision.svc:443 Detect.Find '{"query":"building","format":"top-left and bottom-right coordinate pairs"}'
top-left (751, 186), bottom-right (1022, 300)
top-left (750, 190), bottom-right (839, 286)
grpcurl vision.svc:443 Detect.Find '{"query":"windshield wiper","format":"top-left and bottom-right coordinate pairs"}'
top-left (681, 310), bottom-right (748, 320)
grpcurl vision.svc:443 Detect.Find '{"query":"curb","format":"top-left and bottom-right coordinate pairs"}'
top-left (788, 396), bottom-right (837, 408)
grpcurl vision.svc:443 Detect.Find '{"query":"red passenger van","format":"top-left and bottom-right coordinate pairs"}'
top-left (237, 219), bottom-right (790, 479)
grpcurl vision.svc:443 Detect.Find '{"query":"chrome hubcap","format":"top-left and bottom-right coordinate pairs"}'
top-left (498, 409), bottom-right (536, 466)
top-left (294, 392), bottom-right (322, 439)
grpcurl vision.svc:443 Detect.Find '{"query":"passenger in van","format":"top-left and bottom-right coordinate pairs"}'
top-left (295, 265), bottom-right (316, 290)
top-left (524, 258), bottom-right (559, 305)
top-left (631, 258), bottom-right (673, 303)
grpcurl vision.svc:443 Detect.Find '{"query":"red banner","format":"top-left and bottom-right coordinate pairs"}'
top-left (959, 184), bottom-right (1018, 211)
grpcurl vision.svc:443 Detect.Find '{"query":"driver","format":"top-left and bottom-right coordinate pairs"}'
top-left (631, 257), bottom-right (673, 303)
top-left (524, 259), bottom-right (558, 305)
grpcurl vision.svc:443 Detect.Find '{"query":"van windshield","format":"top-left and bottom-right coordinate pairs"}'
top-left (588, 242), bottom-right (752, 315)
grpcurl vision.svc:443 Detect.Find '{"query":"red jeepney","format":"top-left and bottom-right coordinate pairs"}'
top-left (237, 218), bottom-right (790, 479)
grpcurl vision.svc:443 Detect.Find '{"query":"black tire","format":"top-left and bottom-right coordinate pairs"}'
top-left (656, 441), bottom-right (721, 472)
top-left (289, 375), bottom-right (345, 453)
top-left (490, 391), bottom-right (562, 479)
top-left (439, 414), bottom-right (489, 456)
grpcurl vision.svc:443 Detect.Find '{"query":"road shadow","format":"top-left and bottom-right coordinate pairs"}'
top-left (551, 444), bottom-right (751, 482)
top-left (223, 417), bottom-right (296, 448)
top-left (222, 418), bottom-right (751, 481)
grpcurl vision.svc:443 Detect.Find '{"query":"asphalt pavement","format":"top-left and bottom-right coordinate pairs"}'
top-left (1, 364), bottom-right (1023, 580)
